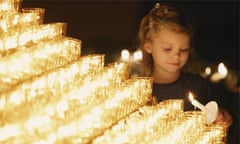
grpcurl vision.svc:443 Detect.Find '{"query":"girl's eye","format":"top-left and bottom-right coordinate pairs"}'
top-left (180, 48), bottom-right (189, 52)
top-left (163, 48), bottom-right (171, 51)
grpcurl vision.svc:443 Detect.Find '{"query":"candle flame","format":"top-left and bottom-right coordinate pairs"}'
top-left (218, 62), bottom-right (228, 76)
top-left (188, 92), bottom-right (194, 102)
top-left (204, 66), bottom-right (211, 75)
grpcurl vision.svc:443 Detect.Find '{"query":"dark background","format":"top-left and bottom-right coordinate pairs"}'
top-left (21, 0), bottom-right (239, 71)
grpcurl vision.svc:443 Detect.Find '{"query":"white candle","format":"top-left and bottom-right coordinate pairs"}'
top-left (188, 92), bottom-right (207, 111)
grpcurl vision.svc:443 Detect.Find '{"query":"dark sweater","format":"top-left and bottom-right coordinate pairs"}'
top-left (152, 72), bottom-right (215, 111)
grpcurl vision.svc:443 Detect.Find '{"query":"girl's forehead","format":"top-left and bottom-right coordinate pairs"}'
top-left (152, 28), bottom-right (191, 45)
top-left (153, 26), bottom-right (190, 38)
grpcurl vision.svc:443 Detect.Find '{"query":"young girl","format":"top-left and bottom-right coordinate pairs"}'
top-left (136, 2), bottom-right (232, 126)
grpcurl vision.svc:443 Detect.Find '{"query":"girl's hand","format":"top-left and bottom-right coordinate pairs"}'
top-left (214, 108), bottom-right (233, 128)
top-left (147, 96), bottom-right (158, 105)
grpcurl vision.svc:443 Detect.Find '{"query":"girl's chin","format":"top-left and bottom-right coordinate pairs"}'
top-left (166, 68), bottom-right (181, 73)
top-left (166, 66), bottom-right (181, 72)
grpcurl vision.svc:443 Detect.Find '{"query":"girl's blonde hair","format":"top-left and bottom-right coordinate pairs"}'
top-left (136, 3), bottom-right (195, 76)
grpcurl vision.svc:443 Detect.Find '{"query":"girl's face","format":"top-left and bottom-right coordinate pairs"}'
top-left (144, 27), bottom-right (190, 74)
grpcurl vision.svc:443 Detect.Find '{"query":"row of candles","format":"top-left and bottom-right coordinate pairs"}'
top-left (0, 55), bottom-right (225, 144)
top-left (0, 7), bottom-right (45, 53)
top-left (0, 0), bottom-right (22, 12)
top-left (0, 59), bottom-right (154, 144)
top-left (0, 1), bottom-right (79, 93)
top-left (0, 54), bottom-right (104, 111)
top-left (0, 36), bottom-right (81, 92)
top-left (0, 22), bottom-right (66, 56)
top-left (92, 99), bottom-right (226, 144)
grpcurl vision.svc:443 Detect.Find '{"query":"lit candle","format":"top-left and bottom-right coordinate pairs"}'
top-left (210, 62), bottom-right (228, 82)
top-left (188, 91), bottom-right (219, 124)
top-left (188, 92), bottom-right (207, 111)
top-left (201, 66), bottom-right (212, 78)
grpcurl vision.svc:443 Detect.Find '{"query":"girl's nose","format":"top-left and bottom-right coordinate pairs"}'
top-left (174, 49), bottom-right (181, 57)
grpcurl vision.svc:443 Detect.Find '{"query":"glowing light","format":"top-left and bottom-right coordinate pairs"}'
top-left (57, 123), bottom-right (77, 138)
top-left (25, 115), bottom-right (51, 132)
top-left (9, 91), bottom-right (25, 105)
top-left (218, 62), bottom-right (228, 76)
top-left (0, 98), bottom-right (6, 110)
top-left (45, 105), bottom-right (55, 116)
top-left (188, 92), bottom-right (206, 111)
top-left (47, 133), bottom-right (57, 143)
top-left (210, 62), bottom-right (228, 82)
top-left (133, 49), bottom-right (143, 61)
top-left (5, 35), bottom-right (18, 49)
top-left (121, 49), bottom-right (130, 61)
top-left (204, 66), bottom-right (211, 76)
top-left (0, 3), bottom-right (9, 11)
top-left (188, 92), bottom-right (194, 102)
top-left (56, 100), bottom-right (69, 118)
top-left (0, 124), bottom-right (21, 141)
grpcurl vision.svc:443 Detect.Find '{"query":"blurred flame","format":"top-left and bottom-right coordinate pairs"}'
top-left (188, 91), bottom-right (194, 102)
top-left (121, 49), bottom-right (130, 61)
top-left (205, 66), bottom-right (211, 76)
top-left (218, 62), bottom-right (228, 76)
top-left (133, 50), bottom-right (143, 61)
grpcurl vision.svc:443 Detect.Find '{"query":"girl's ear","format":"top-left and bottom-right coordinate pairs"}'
top-left (143, 41), bottom-right (152, 53)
